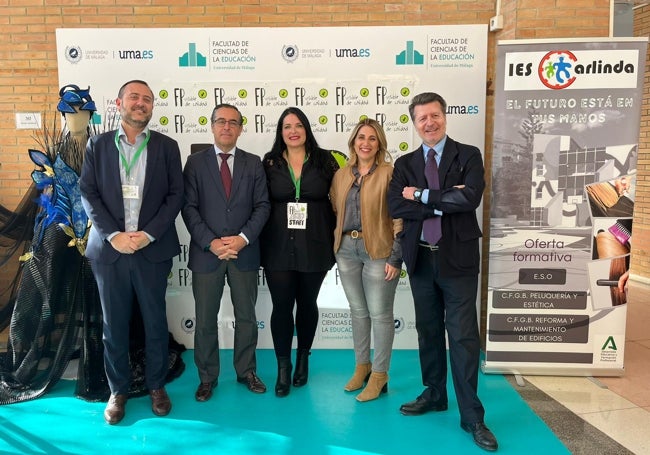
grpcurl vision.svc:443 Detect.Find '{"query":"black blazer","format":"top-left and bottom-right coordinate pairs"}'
top-left (388, 137), bottom-right (485, 277)
top-left (181, 146), bottom-right (270, 273)
top-left (80, 129), bottom-right (184, 264)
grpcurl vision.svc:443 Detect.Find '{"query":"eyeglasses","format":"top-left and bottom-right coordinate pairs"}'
top-left (212, 119), bottom-right (241, 128)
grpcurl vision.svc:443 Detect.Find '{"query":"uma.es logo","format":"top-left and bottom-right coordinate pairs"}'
top-left (115, 49), bottom-right (154, 60)
top-left (447, 104), bottom-right (479, 115)
top-left (333, 48), bottom-right (370, 58)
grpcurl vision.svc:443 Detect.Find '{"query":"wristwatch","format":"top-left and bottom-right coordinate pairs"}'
top-left (413, 188), bottom-right (423, 203)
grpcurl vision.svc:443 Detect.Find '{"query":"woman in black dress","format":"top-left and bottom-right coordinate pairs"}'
top-left (261, 107), bottom-right (339, 397)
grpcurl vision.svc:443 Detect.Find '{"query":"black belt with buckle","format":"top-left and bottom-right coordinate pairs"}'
top-left (345, 230), bottom-right (363, 239)
top-left (419, 242), bottom-right (439, 251)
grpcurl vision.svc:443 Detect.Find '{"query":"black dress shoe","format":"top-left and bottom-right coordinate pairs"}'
top-left (237, 372), bottom-right (267, 394)
top-left (104, 394), bottom-right (127, 425)
top-left (195, 382), bottom-right (215, 402)
top-left (399, 396), bottom-right (448, 416)
top-left (150, 387), bottom-right (172, 416)
top-left (461, 421), bottom-right (498, 452)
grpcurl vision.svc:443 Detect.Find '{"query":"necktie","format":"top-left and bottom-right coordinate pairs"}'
top-left (423, 149), bottom-right (442, 245)
top-left (219, 153), bottom-right (232, 199)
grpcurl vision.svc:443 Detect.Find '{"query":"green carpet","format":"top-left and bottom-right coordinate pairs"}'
top-left (0, 349), bottom-right (568, 454)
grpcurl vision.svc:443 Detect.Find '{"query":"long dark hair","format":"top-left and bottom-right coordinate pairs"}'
top-left (266, 107), bottom-right (332, 173)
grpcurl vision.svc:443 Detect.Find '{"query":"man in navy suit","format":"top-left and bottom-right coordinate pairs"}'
top-left (388, 92), bottom-right (498, 451)
top-left (182, 104), bottom-right (270, 402)
top-left (80, 80), bottom-right (184, 424)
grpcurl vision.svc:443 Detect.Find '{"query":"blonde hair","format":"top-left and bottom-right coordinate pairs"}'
top-left (346, 118), bottom-right (391, 167)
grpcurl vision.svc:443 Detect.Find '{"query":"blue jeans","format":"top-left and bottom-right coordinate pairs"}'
top-left (335, 236), bottom-right (398, 372)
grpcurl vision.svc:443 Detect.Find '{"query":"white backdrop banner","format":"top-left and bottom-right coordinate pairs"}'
top-left (56, 26), bottom-right (488, 349)
top-left (486, 38), bottom-right (647, 376)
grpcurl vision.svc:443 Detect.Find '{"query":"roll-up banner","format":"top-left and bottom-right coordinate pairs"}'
top-left (485, 38), bottom-right (648, 376)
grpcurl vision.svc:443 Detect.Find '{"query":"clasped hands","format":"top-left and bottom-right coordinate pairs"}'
top-left (110, 231), bottom-right (151, 254)
top-left (209, 236), bottom-right (246, 260)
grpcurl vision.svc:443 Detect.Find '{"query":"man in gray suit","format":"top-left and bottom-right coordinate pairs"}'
top-left (182, 104), bottom-right (271, 401)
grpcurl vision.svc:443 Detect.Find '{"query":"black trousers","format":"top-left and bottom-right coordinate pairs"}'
top-left (408, 246), bottom-right (485, 424)
top-left (265, 270), bottom-right (327, 358)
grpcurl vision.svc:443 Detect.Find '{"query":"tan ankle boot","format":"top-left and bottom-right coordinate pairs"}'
top-left (356, 371), bottom-right (388, 402)
top-left (344, 363), bottom-right (372, 392)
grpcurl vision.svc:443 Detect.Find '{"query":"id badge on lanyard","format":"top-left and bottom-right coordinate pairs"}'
top-left (115, 130), bottom-right (149, 200)
top-left (287, 155), bottom-right (308, 230)
top-left (287, 202), bottom-right (307, 229)
top-left (122, 184), bottom-right (139, 199)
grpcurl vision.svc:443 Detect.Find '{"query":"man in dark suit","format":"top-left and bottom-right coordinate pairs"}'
top-left (182, 104), bottom-right (270, 401)
top-left (388, 92), bottom-right (497, 451)
top-left (80, 80), bottom-right (184, 424)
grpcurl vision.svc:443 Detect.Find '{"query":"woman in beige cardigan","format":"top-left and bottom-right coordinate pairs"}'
top-left (330, 118), bottom-right (402, 402)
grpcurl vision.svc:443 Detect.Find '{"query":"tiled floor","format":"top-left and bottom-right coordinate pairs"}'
top-left (1, 281), bottom-right (648, 453)
top-left (522, 278), bottom-right (650, 454)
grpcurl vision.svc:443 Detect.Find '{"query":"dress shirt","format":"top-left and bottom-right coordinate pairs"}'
top-left (108, 125), bottom-right (151, 242)
top-left (214, 145), bottom-right (249, 245)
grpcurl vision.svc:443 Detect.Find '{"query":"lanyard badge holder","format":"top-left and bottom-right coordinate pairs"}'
top-left (287, 157), bottom-right (307, 230)
top-left (115, 130), bottom-right (150, 199)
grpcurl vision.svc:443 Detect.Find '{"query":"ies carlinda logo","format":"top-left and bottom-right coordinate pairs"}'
top-left (65, 45), bottom-right (83, 64)
top-left (536, 50), bottom-right (636, 90)
top-left (538, 50), bottom-right (577, 89)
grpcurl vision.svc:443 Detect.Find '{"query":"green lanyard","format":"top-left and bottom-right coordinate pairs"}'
top-left (287, 154), bottom-right (308, 201)
top-left (114, 130), bottom-right (150, 177)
